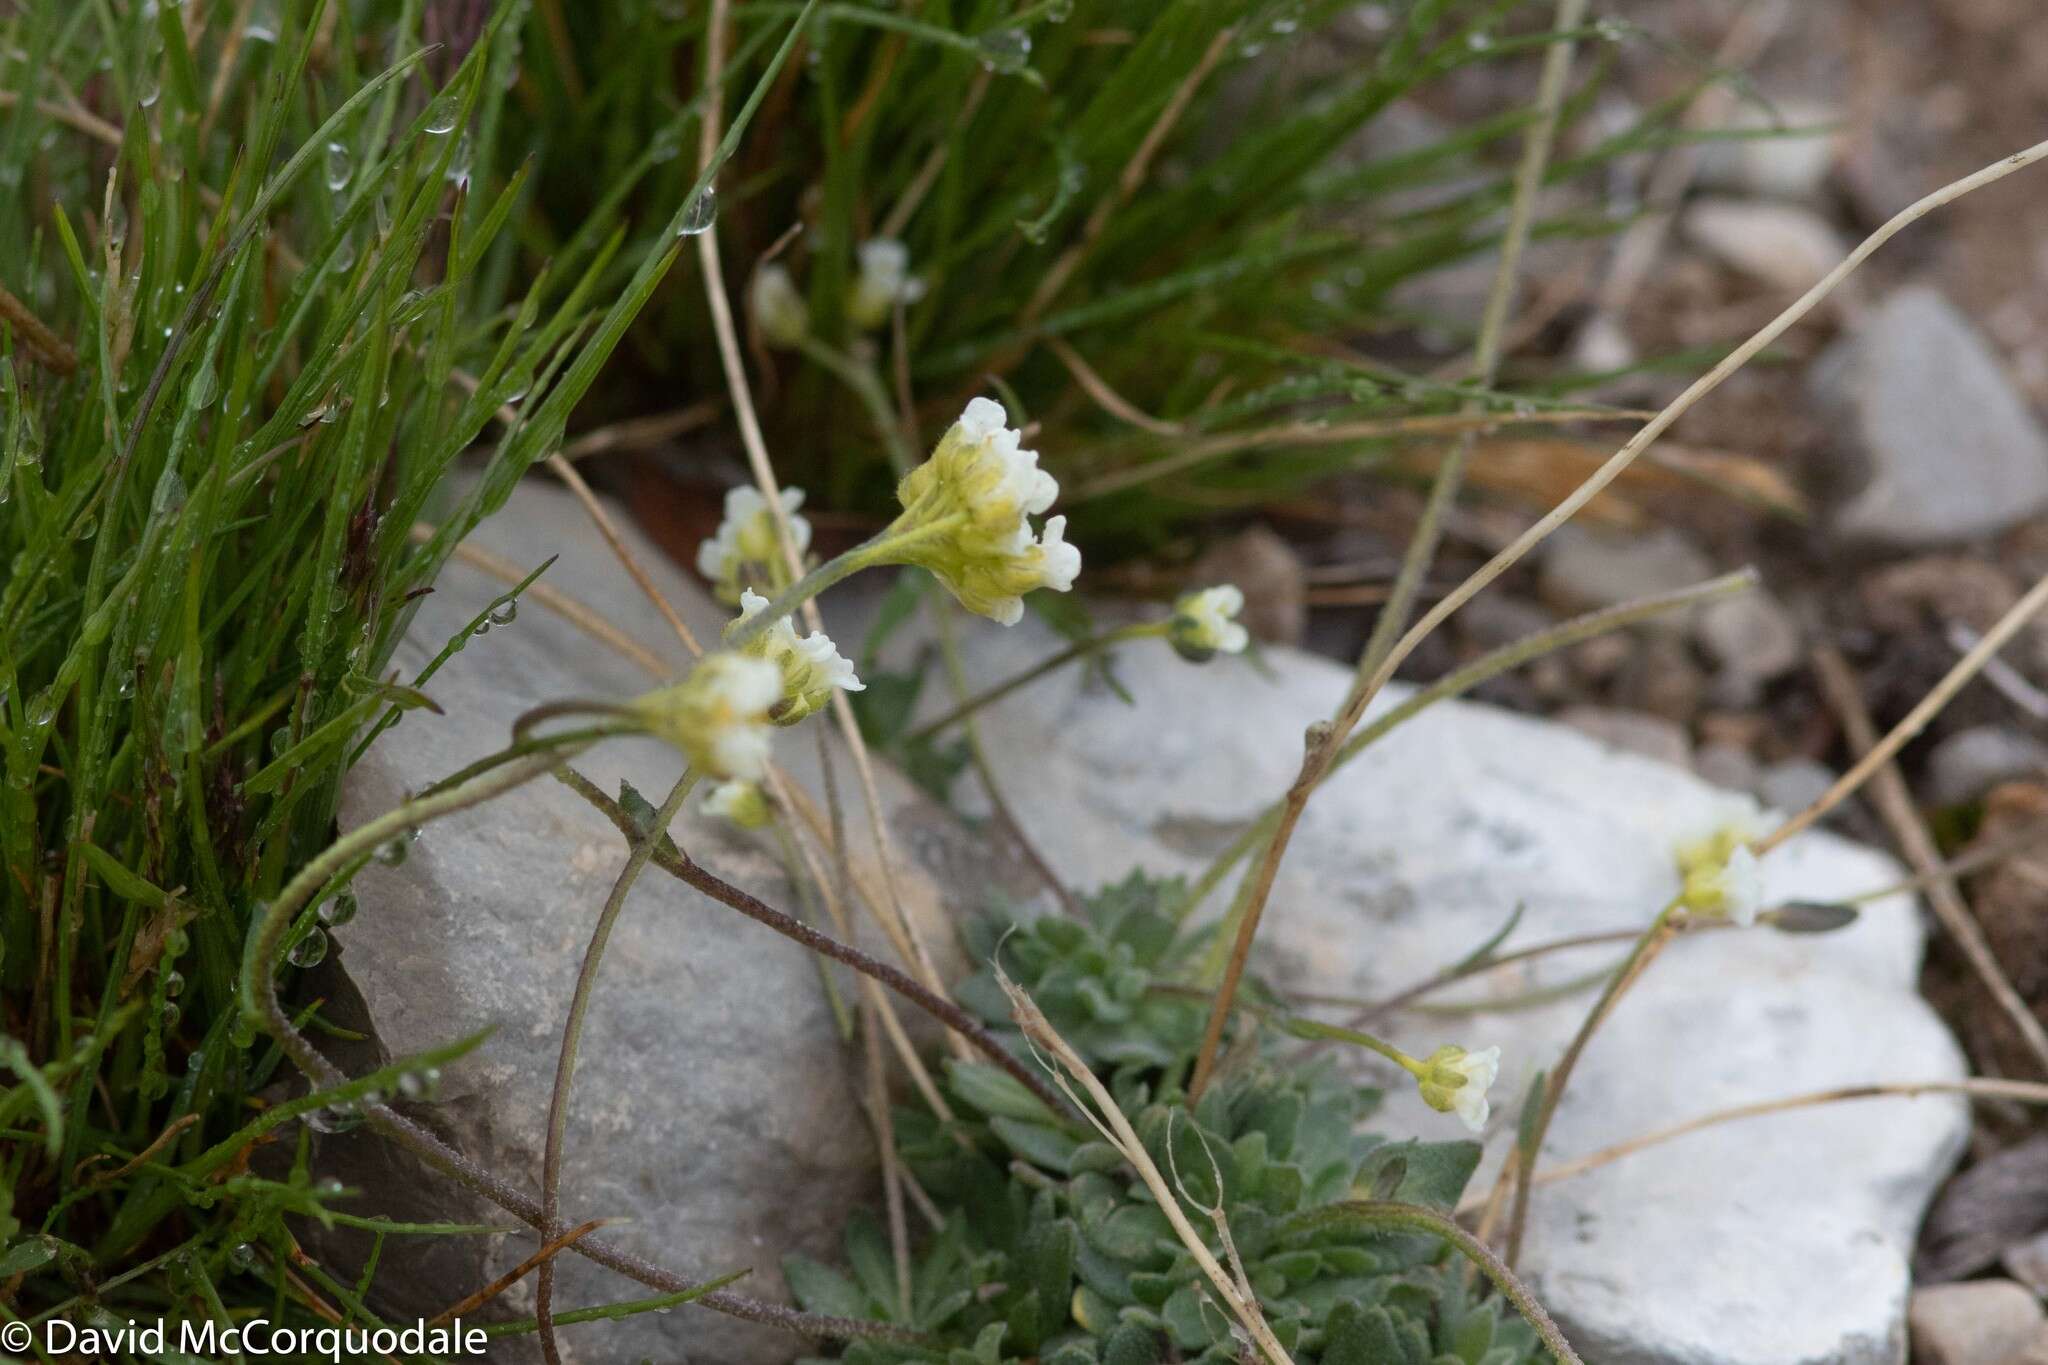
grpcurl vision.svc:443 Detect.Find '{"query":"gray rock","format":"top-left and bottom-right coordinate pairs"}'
top-left (1694, 742), bottom-right (1763, 794)
top-left (1925, 726), bottom-right (2048, 806)
top-left (1559, 705), bottom-right (1694, 769)
top-left (2007, 1229), bottom-right (2048, 1299)
top-left (1813, 286), bottom-right (2048, 547)
top-left (1694, 100), bottom-right (1841, 202)
top-left (1539, 526), bottom-right (1717, 631)
top-left (1696, 590), bottom-right (1805, 685)
top-left (323, 484), bottom-right (1003, 1363)
top-left (1682, 197), bottom-right (1847, 294)
top-left (1908, 1281), bottom-right (2045, 1365)
top-left (902, 614), bottom-right (1967, 1365)
top-left (1757, 757), bottom-right (1841, 819)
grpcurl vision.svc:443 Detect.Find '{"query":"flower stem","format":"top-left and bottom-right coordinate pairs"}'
top-left (1500, 896), bottom-right (1685, 1268)
top-left (797, 334), bottom-right (917, 473)
top-left (903, 621), bottom-right (1162, 744)
top-left (1280, 1016), bottom-right (1425, 1077)
top-left (724, 515), bottom-right (969, 651)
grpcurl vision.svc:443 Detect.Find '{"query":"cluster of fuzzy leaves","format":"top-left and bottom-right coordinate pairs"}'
top-left (788, 875), bottom-right (1543, 1364)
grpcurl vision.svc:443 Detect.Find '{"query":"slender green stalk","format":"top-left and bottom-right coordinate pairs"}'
top-left (723, 515), bottom-right (966, 650)
top-left (1502, 898), bottom-right (1685, 1267)
top-left (906, 621), bottom-right (1163, 744)
top-left (537, 769), bottom-right (700, 1363)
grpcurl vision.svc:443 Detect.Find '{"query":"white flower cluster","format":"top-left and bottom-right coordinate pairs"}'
top-left (697, 486), bottom-right (812, 605)
top-left (633, 653), bottom-right (781, 782)
top-left (750, 265), bottom-right (809, 348)
top-left (888, 397), bottom-right (1080, 625)
top-left (730, 589), bottom-right (864, 725)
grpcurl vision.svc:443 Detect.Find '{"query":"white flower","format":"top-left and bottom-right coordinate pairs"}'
top-left (1684, 843), bottom-right (1766, 926)
top-left (631, 653), bottom-right (780, 781)
top-left (729, 589), bottom-right (863, 724)
top-left (1418, 1044), bottom-right (1501, 1133)
top-left (1673, 794), bottom-right (1768, 925)
top-left (704, 779), bottom-right (773, 830)
top-left (750, 263), bottom-right (809, 348)
top-left (696, 485), bottom-right (812, 605)
top-left (1672, 794), bottom-right (1764, 876)
top-left (883, 398), bottom-right (1079, 625)
top-left (1170, 584), bottom-right (1249, 661)
top-left (847, 238), bottom-right (926, 329)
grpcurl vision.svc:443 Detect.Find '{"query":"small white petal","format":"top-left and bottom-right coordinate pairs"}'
top-left (1036, 516), bottom-right (1080, 593)
top-left (958, 396), bottom-right (1009, 441)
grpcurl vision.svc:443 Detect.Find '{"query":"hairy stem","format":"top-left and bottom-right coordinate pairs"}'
top-left (556, 767), bottom-right (1075, 1121)
top-left (537, 770), bottom-right (699, 1363)
top-left (1292, 1202), bottom-right (1582, 1365)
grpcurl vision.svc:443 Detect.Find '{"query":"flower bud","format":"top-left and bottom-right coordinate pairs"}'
top-left (1416, 1043), bottom-right (1500, 1132)
top-left (750, 263), bottom-right (809, 348)
top-left (727, 589), bottom-right (864, 725)
top-left (696, 485), bottom-right (811, 605)
top-left (1169, 584), bottom-right (1249, 662)
top-left (630, 653), bottom-right (781, 780)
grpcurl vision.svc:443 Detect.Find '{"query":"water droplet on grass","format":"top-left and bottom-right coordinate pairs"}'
top-left (678, 185), bottom-right (718, 235)
top-left (976, 27), bottom-right (1031, 72)
top-left (325, 140), bottom-right (352, 192)
top-left (287, 928), bottom-right (328, 968)
top-left (424, 92), bottom-right (460, 135)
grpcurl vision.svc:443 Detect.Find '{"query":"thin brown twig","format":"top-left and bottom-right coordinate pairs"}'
top-left (1808, 645), bottom-right (2048, 1075)
top-left (412, 523), bottom-right (679, 679)
top-left (1511, 1076), bottom-right (2048, 1195)
top-left (1043, 336), bottom-right (1187, 437)
top-left (1757, 574), bottom-right (2048, 854)
top-left (0, 281), bottom-right (80, 376)
top-left (429, 1218), bottom-right (615, 1327)
top-left (559, 768), bottom-right (1075, 1120)
top-left (559, 401), bottom-right (723, 461)
top-left (544, 455), bottom-right (704, 658)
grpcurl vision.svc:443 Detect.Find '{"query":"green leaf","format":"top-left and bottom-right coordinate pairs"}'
top-left (946, 1059), bottom-right (1060, 1124)
top-left (1356, 1139), bottom-right (1481, 1210)
top-left (0, 1236), bottom-right (56, 1277)
top-left (782, 1254), bottom-right (872, 1321)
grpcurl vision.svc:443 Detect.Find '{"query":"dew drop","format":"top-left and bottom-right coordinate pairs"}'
top-left (185, 358), bottom-right (219, 409)
top-left (164, 969), bottom-right (185, 997)
top-left (488, 600), bottom-right (518, 628)
top-left (287, 927), bottom-right (328, 968)
top-left (228, 1242), bottom-right (257, 1271)
top-left (677, 184), bottom-right (718, 236)
top-left (159, 1000), bottom-right (181, 1027)
top-left (423, 91), bottom-right (460, 136)
top-left (377, 835), bottom-right (411, 867)
top-left (976, 27), bottom-right (1031, 73)
top-left (324, 139), bottom-right (352, 192)
top-left (318, 892), bottom-right (358, 927)
top-left (139, 74), bottom-right (161, 109)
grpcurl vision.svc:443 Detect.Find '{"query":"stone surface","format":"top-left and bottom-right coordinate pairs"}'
top-left (1756, 757), bottom-right (1841, 820)
top-left (323, 484), bottom-right (1008, 1364)
top-left (1538, 525), bottom-right (1716, 629)
top-left (1682, 197), bottom-right (1847, 294)
top-left (1908, 1281), bottom-right (2045, 1365)
top-left (1559, 705), bottom-right (1693, 769)
top-left (1696, 589), bottom-right (1804, 686)
top-left (1694, 99), bottom-right (1841, 202)
top-left (896, 614), bottom-right (1969, 1365)
top-left (1812, 286), bottom-right (2048, 547)
top-left (1925, 726), bottom-right (2048, 806)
